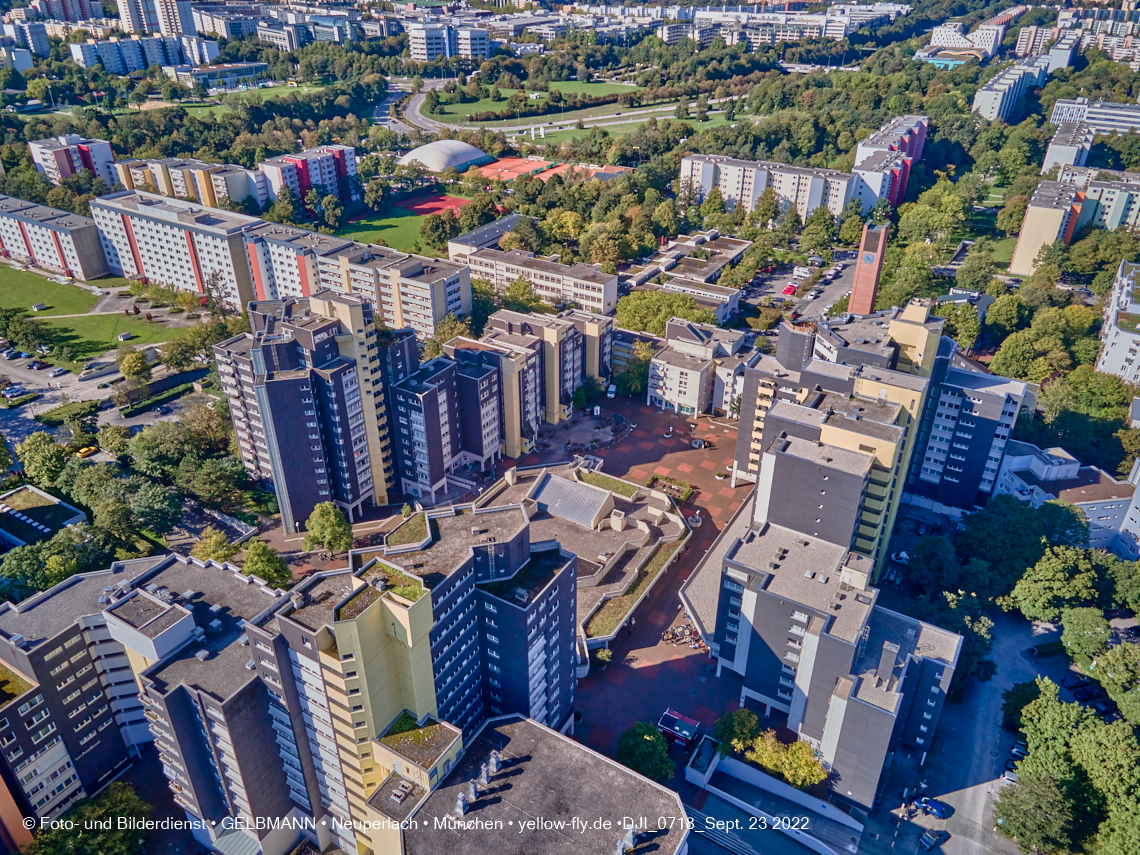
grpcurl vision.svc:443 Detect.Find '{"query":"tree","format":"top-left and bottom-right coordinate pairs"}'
top-left (322, 194), bottom-right (344, 230)
top-left (996, 195), bottom-right (1029, 236)
top-left (1010, 547), bottom-right (1103, 622)
top-left (26, 782), bottom-right (151, 855)
top-left (615, 721), bottom-right (675, 784)
top-left (699, 187), bottom-right (726, 220)
top-left (987, 294), bottom-right (1031, 337)
top-left (754, 187), bottom-right (780, 230)
top-left (913, 591), bottom-right (996, 692)
top-left (422, 313), bottom-right (472, 359)
top-left (129, 482), bottom-right (182, 534)
top-left (743, 731), bottom-right (826, 790)
top-left (458, 194), bottom-right (497, 233)
top-left (1061, 607), bottom-right (1111, 659)
top-left (956, 251), bottom-right (997, 292)
top-left (0, 431), bottom-right (11, 476)
top-left (992, 773), bottom-right (1074, 855)
top-left (303, 502), bottom-right (353, 553)
top-left (933, 302), bottom-right (981, 351)
top-left (192, 526), bottom-right (239, 563)
top-left (16, 432), bottom-right (67, 486)
top-left (1095, 643), bottom-right (1140, 722)
top-left (1003, 680), bottom-right (1042, 732)
top-left (177, 456), bottom-right (245, 506)
top-left (713, 709), bottom-right (760, 756)
top-left (420, 210), bottom-right (460, 250)
top-left (615, 291), bottom-right (716, 336)
top-left (241, 539), bottom-right (292, 588)
top-left (160, 337), bottom-right (196, 371)
top-left (118, 351), bottom-right (151, 384)
top-left (572, 384), bottom-right (587, 411)
top-left (990, 330), bottom-right (1039, 379)
top-left (502, 276), bottom-right (544, 313)
top-left (615, 340), bottom-right (656, 397)
top-left (364, 178), bottom-right (389, 211)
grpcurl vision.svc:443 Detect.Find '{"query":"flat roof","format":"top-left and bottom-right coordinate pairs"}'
top-left (141, 557), bottom-right (286, 700)
top-left (472, 248), bottom-right (615, 285)
top-left (0, 556), bottom-right (170, 650)
top-left (1014, 466), bottom-right (1135, 503)
top-left (378, 713), bottom-right (461, 769)
top-left (531, 473), bottom-right (610, 529)
top-left (403, 715), bottom-right (689, 855)
top-left (652, 344), bottom-right (714, 370)
top-left (450, 212), bottom-right (531, 248)
top-left (852, 607), bottom-right (961, 713)
top-left (772, 434), bottom-right (874, 476)
top-left (730, 523), bottom-right (875, 644)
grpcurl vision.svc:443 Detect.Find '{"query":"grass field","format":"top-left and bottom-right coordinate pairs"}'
top-left (337, 206), bottom-right (424, 252)
top-left (42, 314), bottom-right (183, 366)
top-left (538, 110), bottom-right (740, 146)
top-left (222, 83), bottom-right (324, 102)
top-left (434, 80), bottom-right (647, 127)
top-left (991, 236), bottom-right (1018, 269)
top-left (0, 268), bottom-right (98, 316)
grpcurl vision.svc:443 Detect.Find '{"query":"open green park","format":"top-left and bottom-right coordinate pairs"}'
top-left (430, 80), bottom-right (651, 128)
top-left (0, 268), bottom-right (182, 370)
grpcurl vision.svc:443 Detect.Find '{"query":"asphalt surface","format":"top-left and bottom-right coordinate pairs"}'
top-left (737, 250), bottom-right (857, 321)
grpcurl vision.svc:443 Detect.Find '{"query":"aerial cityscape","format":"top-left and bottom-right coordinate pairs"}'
top-left (0, 1), bottom-right (1135, 854)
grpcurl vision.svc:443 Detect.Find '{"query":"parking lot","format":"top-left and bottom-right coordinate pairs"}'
top-left (738, 250), bottom-right (858, 321)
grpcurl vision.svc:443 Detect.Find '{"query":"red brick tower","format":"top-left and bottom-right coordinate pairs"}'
top-left (849, 224), bottom-right (888, 315)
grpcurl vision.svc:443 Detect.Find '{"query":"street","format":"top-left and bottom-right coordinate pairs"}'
top-left (740, 251), bottom-right (857, 322)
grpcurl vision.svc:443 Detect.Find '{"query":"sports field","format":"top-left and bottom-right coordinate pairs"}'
top-left (337, 194), bottom-right (469, 251)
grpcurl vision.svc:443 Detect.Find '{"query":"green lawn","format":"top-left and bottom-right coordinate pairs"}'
top-left (434, 80), bottom-right (648, 127)
top-left (991, 236), bottom-right (1017, 269)
top-left (337, 205), bottom-right (425, 252)
top-left (537, 110), bottom-right (738, 146)
top-left (222, 83), bottom-right (324, 102)
top-left (0, 267), bottom-right (98, 316)
top-left (42, 314), bottom-right (183, 366)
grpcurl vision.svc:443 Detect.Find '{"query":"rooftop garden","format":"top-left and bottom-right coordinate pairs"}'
top-left (578, 471), bottom-right (639, 498)
top-left (585, 542), bottom-right (680, 638)
top-left (1118, 311), bottom-right (1140, 333)
top-left (482, 549), bottom-right (569, 602)
top-left (379, 712), bottom-right (457, 768)
top-left (1, 487), bottom-right (79, 529)
top-left (0, 663), bottom-right (32, 711)
top-left (387, 512), bottom-right (430, 547)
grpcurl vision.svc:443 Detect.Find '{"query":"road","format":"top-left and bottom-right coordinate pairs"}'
top-left (373, 87), bottom-right (414, 135)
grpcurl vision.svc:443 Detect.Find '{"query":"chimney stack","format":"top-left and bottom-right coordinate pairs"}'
top-left (479, 762), bottom-right (489, 786)
top-left (455, 792), bottom-right (468, 816)
top-left (489, 750), bottom-right (501, 774)
top-left (876, 640), bottom-right (900, 686)
top-left (467, 780), bottom-right (477, 803)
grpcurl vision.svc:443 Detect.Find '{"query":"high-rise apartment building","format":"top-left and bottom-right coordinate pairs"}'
top-left (1096, 260), bottom-right (1140, 384)
top-left (91, 191), bottom-right (260, 311)
top-left (214, 294), bottom-right (414, 532)
top-left (483, 310), bottom-right (586, 426)
top-left (390, 357), bottom-right (463, 503)
top-left (113, 156), bottom-right (266, 210)
top-left (27, 134), bottom-right (115, 187)
top-left (117, 0), bottom-right (195, 36)
top-left (681, 484), bottom-right (962, 812)
top-left (259, 145), bottom-right (359, 206)
top-left (0, 195), bottom-right (109, 281)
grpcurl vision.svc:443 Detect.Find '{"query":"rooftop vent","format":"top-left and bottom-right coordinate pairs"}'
top-left (817, 575), bottom-right (829, 584)
top-left (98, 595), bottom-right (107, 605)
top-left (145, 584), bottom-right (158, 593)
top-left (804, 570), bottom-right (816, 579)
top-left (192, 627), bottom-right (206, 641)
top-left (244, 660), bottom-right (255, 671)
top-left (208, 619), bottom-right (223, 633)
top-left (194, 649), bottom-right (209, 662)
top-left (7, 633), bottom-right (23, 648)
top-left (208, 604), bottom-right (223, 614)
top-left (103, 586), bottom-right (114, 594)
top-left (514, 588), bottom-right (529, 604)
top-left (238, 635), bottom-right (249, 646)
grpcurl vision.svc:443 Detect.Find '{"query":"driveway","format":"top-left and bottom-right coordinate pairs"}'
top-left (856, 610), bottom-right (1075, 855)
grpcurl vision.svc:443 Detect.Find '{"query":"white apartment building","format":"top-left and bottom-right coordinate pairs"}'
top-left (1015, 24), bottom-right (1053, 56)
top-left (0, 195), bottom-right (109, 280)
top-left (456, 26), bottom-right (490, 59)
top-left (27, 135), bottom-right (115, 187)
top-left (971, 56), bottom-right (1049, 122)
top-left (90, 191), bottom-right (259, 310)
top-left (467, 248), bottom-right (618, 314)
top-left (259, 145), bottom-right (358, 204)
top-left (679, 154), bottom-right (856, 220)
top-left (1096, 260), bottom-right (1140, 384)
top-left (407, 22), bottom-right (490, 60)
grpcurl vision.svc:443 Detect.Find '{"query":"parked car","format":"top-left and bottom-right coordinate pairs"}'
top-left (918, 797), bottom-right (952, 819)
top-left (75, 447), bottom-right (98, 459)
top-left (1004, 759), bottom-right (1019, 772)
top-left (27, 360), bottom-right (48, 370)
top-left (1010, 744), bottom-right (1029, 758)
top-left (1061, 675), bottom-right (1091, 690)
top-left (918, 829), bottom-right (946, 850)
top-left (1000, 770), bottom-right (1018, 784)
top-left (1074, 686), bottom-right (1103, 702)
top-left (48, 367), bottom-right (68, 378)
top-left (2, 387), bottom-right (25, 399)
top-left (3, 350), bottom-right (20, 360)
top-left (1093, 698), bottom-right (1118, 718)
top-left (1124, 626), bottom-right (1140, 639)
top-left (656, 709), bottom-right (700, 749)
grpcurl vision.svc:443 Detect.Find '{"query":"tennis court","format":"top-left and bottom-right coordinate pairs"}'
top-left (394, 194), bottom-right (470, 215)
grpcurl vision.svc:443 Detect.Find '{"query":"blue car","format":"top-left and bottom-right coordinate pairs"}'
top-left (918, 797), bottom-right (952, 819)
